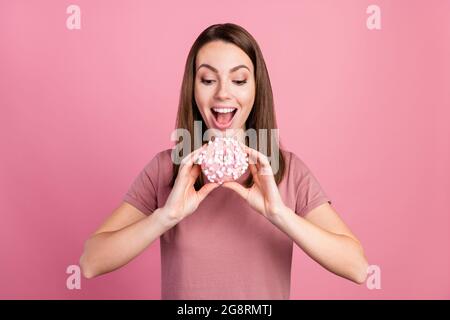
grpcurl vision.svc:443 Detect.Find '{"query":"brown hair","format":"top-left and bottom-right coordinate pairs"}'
top-left (171, 23), bottom-right (285, 190)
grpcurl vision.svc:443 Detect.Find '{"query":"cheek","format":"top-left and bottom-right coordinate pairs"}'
top-left (236, 87), bottom-right (255, 108)
top-left (194, 86), bottom-right (209, 110)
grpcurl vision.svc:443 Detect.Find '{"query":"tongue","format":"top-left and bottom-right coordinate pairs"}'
top-left (216, 112), bottom-right (233, 124)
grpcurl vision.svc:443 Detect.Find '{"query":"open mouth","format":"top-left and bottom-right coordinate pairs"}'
top-left (211, 107), bottom-right (238, 129)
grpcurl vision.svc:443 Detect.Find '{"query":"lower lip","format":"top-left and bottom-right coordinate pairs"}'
top-left (211, 110), bottom-right (237, 130)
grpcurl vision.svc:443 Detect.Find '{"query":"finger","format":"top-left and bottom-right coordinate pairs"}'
top-left (222, 181), bottom-right (250, 201)
top-left (237, 142), bottom-right (257, 167)
top-left (239, 142), bottom-right (273, 175)
top-left (197, 182), bottom-right (220, 202)
top-left (188, 164), bottom-right (201, 183)
top-left (258, 164), bottom-right (274, 176)
top-left (253, 149), bottom-right (271, 169)
top-left (179, 144), bottom-right (207, 176)
top-left (238, 142), bottom-right (262, 163)
top-left (248, 163), bottom-right (260, 185)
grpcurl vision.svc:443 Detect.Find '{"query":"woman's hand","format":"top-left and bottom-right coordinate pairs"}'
top-left (222, 143), bottom-right (287, 221)
top-left (162, 145), bottom-right (220, 223)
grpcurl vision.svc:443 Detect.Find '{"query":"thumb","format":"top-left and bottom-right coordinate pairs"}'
top-left (222, 181), bottom-right (249, 201)
top-left (197, 182), bottom-right (220, 202)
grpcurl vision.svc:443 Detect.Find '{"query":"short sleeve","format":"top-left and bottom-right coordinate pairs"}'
top-left (123, 154), bottom-right (160, 216)
top-left (291, 153), bottom-right (332, 217)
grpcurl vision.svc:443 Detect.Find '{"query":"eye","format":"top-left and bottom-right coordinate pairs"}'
top-left (201, 79), bottom-right (215, 85)
top-left (233, 80), bottom-right (247, 86)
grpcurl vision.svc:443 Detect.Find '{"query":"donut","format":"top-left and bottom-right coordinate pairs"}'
top-left (196, 137), bottom-right (249, 184)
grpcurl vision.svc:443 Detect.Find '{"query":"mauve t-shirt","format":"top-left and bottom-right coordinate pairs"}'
top-left (123, 148), bottom-right (331, 299)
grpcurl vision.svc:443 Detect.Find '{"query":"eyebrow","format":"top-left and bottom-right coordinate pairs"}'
top-left (196, 63), bottom-right (250, 73)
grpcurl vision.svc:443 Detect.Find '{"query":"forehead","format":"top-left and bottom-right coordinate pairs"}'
top-left (196, 41), bottom-right (253, 72)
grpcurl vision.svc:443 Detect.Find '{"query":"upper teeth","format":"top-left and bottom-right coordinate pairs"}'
top-left (213, 107), bottom-right (236, 113)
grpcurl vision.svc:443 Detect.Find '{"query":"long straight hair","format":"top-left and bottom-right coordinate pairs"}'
top-left (171, 23), bottom-right (285, 190)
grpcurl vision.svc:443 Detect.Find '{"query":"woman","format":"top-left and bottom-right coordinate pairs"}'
top-left (79, 23), bottom-right (369, 299)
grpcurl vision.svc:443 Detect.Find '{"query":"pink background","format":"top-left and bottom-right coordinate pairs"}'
top-left (1, 0), bottom-right (449, 299)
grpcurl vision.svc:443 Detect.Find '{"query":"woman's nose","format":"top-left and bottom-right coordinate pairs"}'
top-left (215, 81), bottom-right (232, 100)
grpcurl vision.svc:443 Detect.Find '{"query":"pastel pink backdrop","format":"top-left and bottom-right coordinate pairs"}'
top-left (1, 0), bottom-right (449, 299)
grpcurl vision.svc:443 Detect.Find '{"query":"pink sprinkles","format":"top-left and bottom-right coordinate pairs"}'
top-left (196, 137), bottom-right (249, 184)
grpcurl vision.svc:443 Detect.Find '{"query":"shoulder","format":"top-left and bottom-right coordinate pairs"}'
top-left (141, 148), bottom-right (174, 182)
top-left (144, 148), bottom-right (172, 167)
top-left (154, 148), bottom-right (173, 165)
top-left (279, 148), bottom-right (310, 179)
